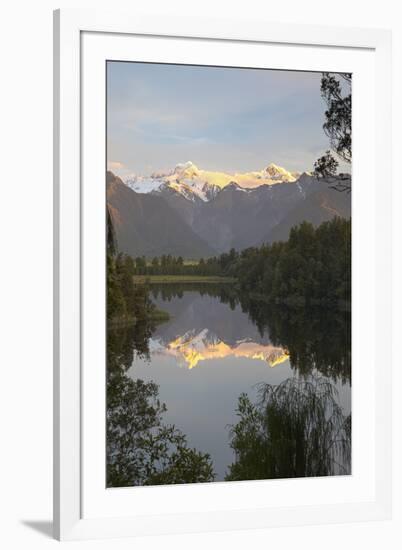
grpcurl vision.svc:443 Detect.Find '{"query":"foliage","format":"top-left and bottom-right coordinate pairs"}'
top-left (107, 206), bottom-right (117, 255)
top-left (107, 320), bottom-right (215, 487)
top-left (107, 228), bottom-right (171, 326)
top-left (313, 73), bottom-right (352, 191)
top-left (107, 249), bottom-right (162, 324)
top-left (233, 218), bottom-right (351, 306)
top-left (226, 376), bottom-right (351, 481)
top-left (107, 253), bottom-right (127, 321)
top-left (107, 367), bottom-right (214, 487)
top-left (313, 150), bottom-right (339, 179)
top-left (321, 73), bottom-right (352, 163)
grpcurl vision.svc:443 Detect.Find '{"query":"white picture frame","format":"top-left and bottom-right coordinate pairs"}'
top-left (53, 8), bottom-right (392, 541)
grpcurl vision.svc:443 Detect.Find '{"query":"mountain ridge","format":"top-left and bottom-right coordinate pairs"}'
top-left (107, 164), bottom-right (351, 258)
top-left (107, 172), bottom-right (217, 258)
top-left (124, 161), bottom-right (310, 203)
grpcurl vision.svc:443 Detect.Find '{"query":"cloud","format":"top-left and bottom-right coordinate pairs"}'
top-left (107, 160), bottom-right (125, 171)
top-left (107, 160), bottom-right (137, 179)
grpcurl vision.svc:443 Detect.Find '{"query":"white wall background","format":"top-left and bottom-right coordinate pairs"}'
top-left (0, 1), bottom-right (400, 548)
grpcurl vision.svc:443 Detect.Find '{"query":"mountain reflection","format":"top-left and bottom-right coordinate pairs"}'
top-left (150, 328), bottom-right (289, 370)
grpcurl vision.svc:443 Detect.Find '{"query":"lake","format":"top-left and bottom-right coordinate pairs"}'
top-left (107, 284), bottom-right (351, 485)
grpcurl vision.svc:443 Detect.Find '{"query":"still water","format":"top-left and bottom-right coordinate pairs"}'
top-left (107, 284), bottom-right (351, 485)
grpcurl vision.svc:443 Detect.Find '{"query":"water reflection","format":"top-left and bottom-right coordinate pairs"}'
top-left (152, 328), bottom-right (289, 370)
top-left (243, 300), bottom-right (351, 384)
top-left (107, 284), bottom-right (351, 485)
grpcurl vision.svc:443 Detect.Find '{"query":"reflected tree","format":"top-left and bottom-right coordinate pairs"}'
top-left (150, 282), bottom-right (239, 303)
top-left (240, 301), bottom-right (351, 383)
top-left (226, 376), bottom-right (351, 481)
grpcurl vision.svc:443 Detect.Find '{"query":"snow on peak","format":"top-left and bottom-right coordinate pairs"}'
top-left (266, 162), bottom-right (285, 173)
top-left (174, 161), bottom-right (199, 177)
top-left (265, 162), bottom-right (298, 182)
top-left (125, 175), bottom-right (166, 194)
top-left (123, 161), bottom-right (311, 202)
top-left (224, 181), bottom-right (249, 193)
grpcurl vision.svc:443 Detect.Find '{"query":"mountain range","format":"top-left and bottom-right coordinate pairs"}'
top-left (107, 162), bottom-right (351, 258)
top-left (125, 161), bottom-right (301, 202)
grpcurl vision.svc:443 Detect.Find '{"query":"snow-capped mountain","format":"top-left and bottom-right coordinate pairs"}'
top-left (124, 161), bottom-right (302, 203)
top-left (107, 167), bottom-right (351, 258)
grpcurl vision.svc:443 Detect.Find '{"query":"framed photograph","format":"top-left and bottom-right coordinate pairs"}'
top-left (54, 9), bottom-right (392, 541)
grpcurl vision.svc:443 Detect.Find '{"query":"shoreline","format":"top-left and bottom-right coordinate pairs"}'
top-left (247, 292), bottom-right (351, 311)
top-left (108, 308), bottom-right (170, 329)
top-left (132, 275), bottom-right (237, 284)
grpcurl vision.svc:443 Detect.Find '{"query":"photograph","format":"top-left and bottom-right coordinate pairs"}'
top-left (106, 61), bottom-right (352, 488)
top-left (0, 2), bottom-right (395, 546)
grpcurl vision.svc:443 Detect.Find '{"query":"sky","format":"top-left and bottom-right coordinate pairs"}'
top-left (107, 61), bottom-right (349, 177)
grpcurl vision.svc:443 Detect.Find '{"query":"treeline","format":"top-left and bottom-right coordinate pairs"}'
top-left (132, 218), bottom-right (351, 306)
top-left (132, 254), bottom-right (224, 276)
top-left (233, 217), bottom-right (351, 306)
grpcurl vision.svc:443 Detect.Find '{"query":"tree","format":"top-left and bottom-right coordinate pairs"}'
top-left (135, 256), bottom-right (147, 274)
top-left (321, 73), bottom-right (352, 163)
top-left (226, 376), bottom-right (351, 481)
top-left (107, 253), bottom-right (126, 321)
top-left (151, 257), bottom-right (159, 274)
top-left (107, 206), bottom-right (117, 255)
top-left (107, 370), bottom-right (215, 487)
top-left (314, 72), bottom-right (352, 192)
top-left (313, 150), bottom-right (339, 179)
